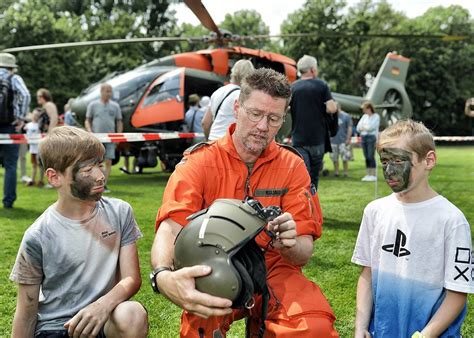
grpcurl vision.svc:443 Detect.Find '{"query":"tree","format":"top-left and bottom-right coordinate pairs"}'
top-left (281, 0), bottom-right (408, 94)
top-left (399, 5), bottom-right (474, 135)
top-left (170, 22), bottom-right (210, 53)
top-left (0, 0), bottom-right (88, 109)
top-left (220, 9), bottom-right (275, 50)
top-left (0, 0), bottom-right (178, 112)
top-left (280, 0), bottom-right (350, 88)
top-left (343, 0), bottom-right (407, 94)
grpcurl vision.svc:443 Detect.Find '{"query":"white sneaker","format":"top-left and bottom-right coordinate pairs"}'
top-left (361, 175), bottom-right (370, 181)
top-left (366, 175), bottom-right (377, 182)
top-left (44, 183), bottom-right (53, 189)
top-left (21, 175), bottom-right (32, 183)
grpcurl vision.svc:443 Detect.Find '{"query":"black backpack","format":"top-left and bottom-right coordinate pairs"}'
top-left (0, 74), bottom-right (14, 125)
top-left (37, 108), bottom-right (50, 133)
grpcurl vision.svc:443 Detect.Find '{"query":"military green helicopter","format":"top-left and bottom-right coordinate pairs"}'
top-left (3, 0), bottom-right (465, 172)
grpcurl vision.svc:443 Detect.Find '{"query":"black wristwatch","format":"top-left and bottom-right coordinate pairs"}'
top-left (150, 266), bottom-right (172, 293)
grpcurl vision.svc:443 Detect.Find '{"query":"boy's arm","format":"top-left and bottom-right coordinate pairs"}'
top-left (355, 266), bottom-right (373, 338)
top-left (12, 283), bottom-right (40, 338)
top-left (64, 243), bottom-right (141, 337)
top-left (419, 290), bottom-right (467, 337)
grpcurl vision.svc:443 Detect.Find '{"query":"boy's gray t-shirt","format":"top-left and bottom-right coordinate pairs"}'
top-left (85, 100), bottom-right (122, 133)
top-left (10, 197), bottom-right (142, 333)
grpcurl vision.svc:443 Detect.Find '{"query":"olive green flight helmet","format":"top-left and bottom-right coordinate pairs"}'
top-left (174, 198), bottom-right (280, 307)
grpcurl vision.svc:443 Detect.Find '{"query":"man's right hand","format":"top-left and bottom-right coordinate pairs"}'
top-left (157, 265), bottom-right (233, 318)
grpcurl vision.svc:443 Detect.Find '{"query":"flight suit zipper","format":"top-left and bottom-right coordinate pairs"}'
top-left (244, 166), bottom-right (252, 198)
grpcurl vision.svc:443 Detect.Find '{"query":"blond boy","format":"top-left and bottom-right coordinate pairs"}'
top-left (10, 126), bottom-right (148, 337)
top-left (352, 120), bottom-right (473, 337)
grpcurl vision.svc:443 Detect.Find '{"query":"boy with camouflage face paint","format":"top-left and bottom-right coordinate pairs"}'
top-left (352, 120), bottom-right (473, 338)
top-left (10, 126), bottom-right (148, 337)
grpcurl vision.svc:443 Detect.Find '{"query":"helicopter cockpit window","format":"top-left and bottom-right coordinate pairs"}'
top-left (142, 73), bottom-right (180, 108)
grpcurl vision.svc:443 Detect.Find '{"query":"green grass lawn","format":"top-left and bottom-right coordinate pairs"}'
top-left (1, 146), bottom-right (473, 337)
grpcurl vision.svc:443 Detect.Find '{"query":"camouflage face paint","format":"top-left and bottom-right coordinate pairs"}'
top-left (379, 148), bottom-right (413, 193)
top-left (70, 157), bottom-right (105, 201)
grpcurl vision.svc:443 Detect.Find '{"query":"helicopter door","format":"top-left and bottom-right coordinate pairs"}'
top-left (131, 68), bottom-right (185, 128)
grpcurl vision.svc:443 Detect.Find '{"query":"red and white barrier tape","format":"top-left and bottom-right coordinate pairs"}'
top-left (349, 136), bottom-right (474, 143)
top-left (0, 133), bottom-right (473, 145)
top-left (0, 132), bottom-right (204, 144)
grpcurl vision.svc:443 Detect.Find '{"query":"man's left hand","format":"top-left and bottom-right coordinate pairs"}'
top-left (267, 212), bottom-right (297, 250)
top-left (14, 119), bottom-right (24, 133)
top-left (64, 300), bottom-right (111, 337)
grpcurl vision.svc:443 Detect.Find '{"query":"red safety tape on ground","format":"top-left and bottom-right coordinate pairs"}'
top-left (0, 132), bottom-right (204, 144)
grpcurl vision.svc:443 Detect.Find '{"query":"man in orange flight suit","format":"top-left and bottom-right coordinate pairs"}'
top-left (151, 68), bottom-right (338, 337)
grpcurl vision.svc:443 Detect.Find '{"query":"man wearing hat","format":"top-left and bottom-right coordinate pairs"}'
top-left (0, 52), bottom-right (31, 209)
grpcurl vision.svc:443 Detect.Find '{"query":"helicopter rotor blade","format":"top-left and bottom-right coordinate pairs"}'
top-left (237, 32), bottom-right (472, 42)
top-left (184, 0), bottom-right (221, 39)
top-left (2, 37), bottom-right (203, 53)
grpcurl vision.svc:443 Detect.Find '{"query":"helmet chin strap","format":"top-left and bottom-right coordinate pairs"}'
top-left (233, 239), bottom-right (269, 338)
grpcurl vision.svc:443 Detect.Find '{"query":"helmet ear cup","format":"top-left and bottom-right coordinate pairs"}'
top-left (230, 240), bottom-right (267, 308)
top-left (232, 258), bottom-right (254, 308)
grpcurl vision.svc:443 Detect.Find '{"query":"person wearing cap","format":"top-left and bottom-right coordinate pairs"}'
top-left (290, 55), bottom-right (337, 192)
top-left (198, 95), bottom-right (210, 115)
top-left (0, 52), bottom-right (31, 209)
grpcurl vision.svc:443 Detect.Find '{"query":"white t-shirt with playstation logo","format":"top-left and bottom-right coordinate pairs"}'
top-left (352, 194), bottom-right (474, 337)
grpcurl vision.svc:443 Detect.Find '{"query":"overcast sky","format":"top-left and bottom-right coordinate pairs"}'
top-left (171, 0), bottom-right (474, 35)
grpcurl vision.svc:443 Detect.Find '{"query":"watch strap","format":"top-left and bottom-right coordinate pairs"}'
top-left (150, 266), bottom-right (172, 294)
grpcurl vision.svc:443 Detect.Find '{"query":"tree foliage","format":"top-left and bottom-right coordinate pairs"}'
top-left (220, 9), bottom-right (275, 50)
top-left (1, 0), bottom-right (472, 135)
top-left (0, 0), bottom-right (177, 112)
top-left (399, 6), bottom-right (474, 135)
top-left (280, 0), bottom-right (473, 135)
top-left (173, 9), bottom-right (275, 52)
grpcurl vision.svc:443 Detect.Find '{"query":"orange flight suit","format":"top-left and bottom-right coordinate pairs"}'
top-left (156, 124), bottom-right (338, 337)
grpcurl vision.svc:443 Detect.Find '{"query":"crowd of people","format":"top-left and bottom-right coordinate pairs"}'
top-left (1, 51), bottom-right (473, 337)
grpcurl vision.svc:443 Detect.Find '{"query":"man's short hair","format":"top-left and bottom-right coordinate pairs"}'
top-left (239, 68), bottom-right (292, 110)
top-left (39, 126), bottom-right (105, 173)
top-left (230, 60), bottom-right (255, 85)
top-left (377, 119), bottom-right (435, 160)
top-left (188, 94), bottom-right (200, 105)
top-left (297, 55), bottom-right (318, 74)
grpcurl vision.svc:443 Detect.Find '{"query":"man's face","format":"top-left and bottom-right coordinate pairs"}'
top-left (68, 157), bottom-right (106, 201)
top-left (101, 86), bottom-right (113, 102)
top-left (233, 90), bottom-right (286, 157)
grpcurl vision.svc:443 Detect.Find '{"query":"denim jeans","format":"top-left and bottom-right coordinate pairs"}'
top-left (293, 144), bottom-right (325, 191)
top-left (361, 134), bottom-right (377, 169)
top-left (0, 124), bottom-right (19, 208)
